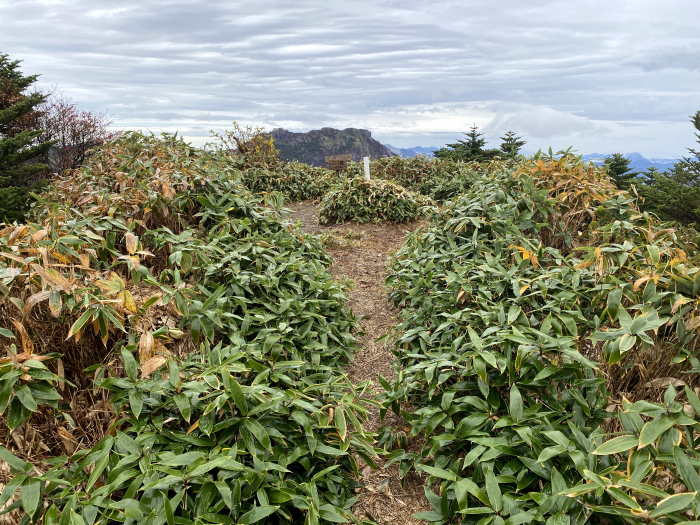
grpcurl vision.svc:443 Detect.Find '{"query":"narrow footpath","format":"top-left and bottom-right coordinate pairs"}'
top-left (286, 202), bottom-right (431, 525)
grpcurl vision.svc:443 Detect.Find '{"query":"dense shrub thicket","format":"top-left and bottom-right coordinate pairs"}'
top-left (344, 156), bottom-right (468, 194)
top-left (238, 161), bottom-right (335, 201)
top-left (382, 152), bottom-right (700, 524)
top-left (0, 132), bottom-right (378, 525)
top-left (318, 177), bottom-right (431, 225)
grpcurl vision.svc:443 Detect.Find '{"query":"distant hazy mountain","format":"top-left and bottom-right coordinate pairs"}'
top-left (385, 144), bottom-right (438, 158)
top-left (581, 152), bottom-right (679, 173)
top-left (270, 128), bottom-right (396, 167)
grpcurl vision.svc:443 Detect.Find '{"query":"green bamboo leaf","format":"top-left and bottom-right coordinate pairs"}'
top-left (510, 384), bottom-right (523, 423)
top-left (121, 348), bottom-right (138, 381)
top-left (237, 505), bottom-right (279, 524)
top-left (160, 452), bottom-right (206, 466)
top-left (129, 389), bottom-right (143, 419)
top-left (593, 435), bottom-right (639, 455)
top-left (0, 328), bottom-right (14, 339)
top-left (243, 418), bottom-right (272, 451)
top-left (168, 360), bottom-right (180, 388)
top-left (504, 512), bottom-right (536, 525)
top-left (0, 446), bottom-right (29, 472)
top-left (0, 373), bottom-right (18, 413)
top-left (67, 308), bottom-right (94, 340)
top-left (639, 415), bottom-right (675, 447)
top-left (485, 469), bottom-right (502, 512)
top-left (685, 386), bottom-right (700, 417)
top-left (649, 492), bottom-right (696, 518)
top-left (536, 445), bottom-right (566, 464)
top-left (559, 484), bottom-right (597, 497)
top-left (455, 478), bottom-right (490, 507)
top-left (418, 464), bottom-right (456, 481)
top-left (164, 497), bottom-right (175, 525)
top-left (20, 476), bottom-right (41, 518)
top-left (0, 473), bottom-right (26, 508)
top-left (87, 455), bottom-right (110, 492)
top-left (674, 446), bottom-right (700, 492)
top-left (607, 288), bottom-right (622, 320)
top-left (215, 481), bottom-right (233, 510)
top-left (228, 377), bottom-right (248, 416)
top-left (191, 317), bottom-right (201, 344)
top-left (335, 406), bottom-right (347, 442)
top-left (606, 487), bottom-right (642, 511)
top-left (15, 384), bottom-right (37, 412)
top-left (173, 393), bottom-right (191, 422)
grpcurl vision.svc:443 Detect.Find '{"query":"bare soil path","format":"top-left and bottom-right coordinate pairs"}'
top-left (285, 202), bottom-right (431, 525)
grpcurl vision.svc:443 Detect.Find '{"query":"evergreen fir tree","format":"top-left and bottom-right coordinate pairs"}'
top-left (499, 131), bottom-right (526, 158)
top-left (603, 153), bottom-right (639, 190)
top-left (0, 53), bottom-right (56, 223)
top-left (434, 125), bottom-right (500, 162)
top-left (637, 111), bottom-right (700, 225)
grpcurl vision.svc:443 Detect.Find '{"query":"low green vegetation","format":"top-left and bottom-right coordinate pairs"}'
top-left (239, 161), bottom-right (334, 202)
top-left (0, 132), bottom-right (378, 525)
top-left (344, 156), bottom-right (477, 201)
top-left (318, 177), bottom-right (430, 225)
top-left (381, 152), bottom-right (700, 523)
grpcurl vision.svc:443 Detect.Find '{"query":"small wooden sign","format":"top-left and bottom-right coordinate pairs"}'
top-left (326, 154), bottom-right (352, 173)
top-left (325, 154), bottom-right (353, 162)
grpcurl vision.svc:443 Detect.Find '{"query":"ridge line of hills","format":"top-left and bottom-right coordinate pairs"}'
top-left (270, 126), bottom-right (680, 172)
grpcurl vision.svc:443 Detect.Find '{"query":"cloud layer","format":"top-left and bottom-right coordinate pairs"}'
top-left (2, 0), bottom-right (699, 156)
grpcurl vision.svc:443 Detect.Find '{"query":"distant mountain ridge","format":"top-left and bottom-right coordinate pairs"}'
top-left (389, 145), bottom-right (680, 172)
top-left (386, 144), bottom-right (438, 158)
top-left (270, 127), bottom-right (681, 173)
top-left (270, 127), bottom-right (396, 167)
top-left (581, 152), bottom-right (679, 173)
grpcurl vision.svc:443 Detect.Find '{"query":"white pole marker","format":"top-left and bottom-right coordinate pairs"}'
top-left (363, 156), bottom-right (370, 180)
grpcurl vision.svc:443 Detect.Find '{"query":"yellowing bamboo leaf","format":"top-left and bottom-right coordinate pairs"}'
top-left (686, 317), bottom-right (700, 331)
top-left (634, 276), bottom-right (651, 291)
top-left (45, 267), bottom-right (70, 289)
top-left (23, 291), bottom-right (51, 314)
top-left (123, 290), bottom-right (138, 314)
top-left (186, 421), bottom-right (199, 435)
top-left (141, 355), bottom-right (167, 377)
top-left (11, 320), bottom-right (34, 356)
top-left (125, 233), bottom-right (137, 255)
top-left (31, 230), bottom-right (48, 243)
top-left (139, 332), bottom-right (154, 361)
top-left (457, 289), bottom-right (467, 304)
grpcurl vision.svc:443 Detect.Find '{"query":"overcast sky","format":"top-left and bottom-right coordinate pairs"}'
top-left (2, 0), bottom-right (699, 157)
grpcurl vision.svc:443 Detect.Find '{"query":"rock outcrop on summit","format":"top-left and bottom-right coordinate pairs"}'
top-left (270, 127), bottom-right (396, 167)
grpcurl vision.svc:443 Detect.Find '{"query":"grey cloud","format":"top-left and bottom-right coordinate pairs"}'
top-left (484, 106), bottom-right (609, 139)
top-left (1, 0), bottom-right (698, 156)
top-left (624, 44), bottom-right (700, 72)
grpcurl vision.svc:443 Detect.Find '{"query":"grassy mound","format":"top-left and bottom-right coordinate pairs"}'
top-left (239, 161), bottom-right (335, 201)
top-left (345, 156), bottom-right (480, 201)
top-left (0, 132), bottom-right (378, 524)
top-left (318, 177), bottom-right (430, 225)
top-left (381, 152), bottom-right (700, 523)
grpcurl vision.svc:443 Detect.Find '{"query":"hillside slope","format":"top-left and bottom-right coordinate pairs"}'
top-left (270, 127), bottom-right (396, 166)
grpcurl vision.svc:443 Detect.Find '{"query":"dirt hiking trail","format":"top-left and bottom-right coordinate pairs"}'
top-left (287, 202), bottom-right (432, 525)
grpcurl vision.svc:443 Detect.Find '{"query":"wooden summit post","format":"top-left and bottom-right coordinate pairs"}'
top-left (326, 154), bottom-right (352, 176)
